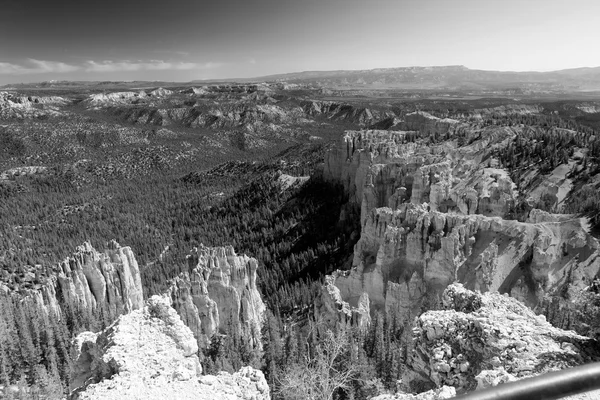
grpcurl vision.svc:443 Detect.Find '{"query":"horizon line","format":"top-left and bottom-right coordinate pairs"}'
top-left (2, 64), bottom-right (600, 87)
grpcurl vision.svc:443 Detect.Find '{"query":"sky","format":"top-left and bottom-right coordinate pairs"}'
top-left (0, 0), bottom-right (599, 84)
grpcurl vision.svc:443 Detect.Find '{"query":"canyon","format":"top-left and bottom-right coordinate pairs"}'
top-left (3, 76), bottom-right (600, 399)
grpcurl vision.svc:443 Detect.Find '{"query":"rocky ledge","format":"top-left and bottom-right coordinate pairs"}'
top-left (403, 284), bottom-right (600, 395)
top-left (70, 295), bottom-right (269, 400)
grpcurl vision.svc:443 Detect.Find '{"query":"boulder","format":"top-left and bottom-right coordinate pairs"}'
top-left (403, 284), bottom-right (599, 393)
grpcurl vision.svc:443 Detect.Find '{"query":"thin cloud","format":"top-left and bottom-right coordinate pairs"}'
top-left (0, 59), bottom-right (79, 75)
top-left (0, 62), bottom-right (22, 74)
top-left (85, 60), bottom-right (221, 72)
top-left (28, 59), bottom-right (80, 73)
top-left (0, 59), bottom-right (221, 75)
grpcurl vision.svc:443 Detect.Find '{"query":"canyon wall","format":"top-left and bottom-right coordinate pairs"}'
top-left (320, 123), bottom-right (600, 336)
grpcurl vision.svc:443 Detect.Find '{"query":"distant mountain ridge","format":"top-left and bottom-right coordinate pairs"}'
top-left (244, 65), bottom-right (600, 91)
top-left (3, 65), bottom-right (600, 92)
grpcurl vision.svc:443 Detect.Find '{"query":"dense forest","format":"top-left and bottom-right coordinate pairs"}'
top-left (0, 137), bottom-right (363, 397)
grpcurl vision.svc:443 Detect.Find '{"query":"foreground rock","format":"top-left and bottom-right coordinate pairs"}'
top-left (70, 295), bottom-right (269, 400)
top-left (372, 386), bottom-right (456, 400)
top-left (403, 284), bottom-right (600, 394)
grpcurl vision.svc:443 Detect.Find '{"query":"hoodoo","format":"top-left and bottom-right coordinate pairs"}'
top-left (168, 245), bottom-right (266, 349)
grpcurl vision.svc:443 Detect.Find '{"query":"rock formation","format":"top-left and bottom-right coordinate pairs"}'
top-left (323, 128), bottom-right (517, 219)
top-left (85, 91), bottom-right (148, 108)
top-left (0, 91), bottom-right (68, 118)
top-left (403, 284), bottom-right (600, 394)
top-left (24, 241), bottom-right (144, 321)
top-left (168, 245), bottom-right (266, 349)
top-left (372, 386), bottom-right (456, 400)
top-left (150, 87), bottom-right (173, 97)
top-left (398, 112), bottom-right (460, 136)
top-left (70, 295), bottom-right (270, 400)
top-left (317, 274), bottom-right (371, 329)
top-left (301, 100), bottom-right (395, 127)
top-left (320, 125), bottom-right (600, 337)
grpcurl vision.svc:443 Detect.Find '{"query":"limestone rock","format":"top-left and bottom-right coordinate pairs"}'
top-left (323, 128), bottom-right (517, 223)
top-left (301, 100), bottom-right (394, 127)
top-left (70, 295), bottom-right (270, 400)
top-left (399, 111), bottom-right (460, 136)
top-left (320, 127), bottom-right (600, 336)
top-left (0, 91), bottom-right (67, 118)
top-left (0, 166), bottom-right (48, 180)
top-left (168, 245), bottom-right (266, 349)
top-left (150, 87), bottom-right (173, 97)
top-left (372, 386), bottom-right (456, 400)
top-left (403, 284), bottom-right (599, 393)
top-left (55, 241), bottom-right (144, 315)
top-left (22, 241), bottom-right (144, 322)
top-left (85, 91), bottom-right (148, 108)
top-left (315, 274), bottom-right (371, 329)
top-left (329, 199), bottom-right (600, 330)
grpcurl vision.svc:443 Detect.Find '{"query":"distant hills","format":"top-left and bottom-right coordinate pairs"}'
top-left (246, 65), bottom-right (600, 92)
top-left (3, 65), bottom-right (600, 92)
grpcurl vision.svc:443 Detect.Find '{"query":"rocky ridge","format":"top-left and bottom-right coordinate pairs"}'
top-left (320, 122), bottom-right (600, 338)
top-left (70, 295), bottom-right (269, 400)
top-left (0, 91), bottom-right (68, 118)
top-left (168, 245), bottom-right (266, 349)
top-left (81, 87), bottom-right (405, 136)
top-left (301, 100), bottom-right (395, 127)
top-left (8, 241), bottom-right (144, 321)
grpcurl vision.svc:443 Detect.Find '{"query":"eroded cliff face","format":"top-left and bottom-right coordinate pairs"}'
top-left (320, 125), bottom-right (600, 336)
top-left (323, 127), bottom-right (518, 224)
top-left (27, 240), bottom-right (144, 320)
top-left (0, 91), bottom-right (68, 118)
top-left (109, 101), bottom-right (308, 132)
top-left (301, 100), bottom-right (395, 127)
top-left (333, 203), bottom-right (600, 326)
top-left (70, 295), bottom-right (270, 400)
top-left (398, 112), bottom-right (461, 137)
top-left (168, 245), bottom-right (266, 349)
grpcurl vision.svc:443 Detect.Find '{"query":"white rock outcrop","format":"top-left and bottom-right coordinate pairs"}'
top-left (70, 295), bottom-right (270, 400)
top-left (372, 386), bottom-right (456, 400)
top-left (168, 245), bottom-right (266, 349)
top-left (25, 241), bottom-right (144, 321)
top-left (403, 284), bottom-right (599, 393)
top-left (0, 91), bottom-right (67, 118)
top-left (85, 91), bottom-right (148, 107)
